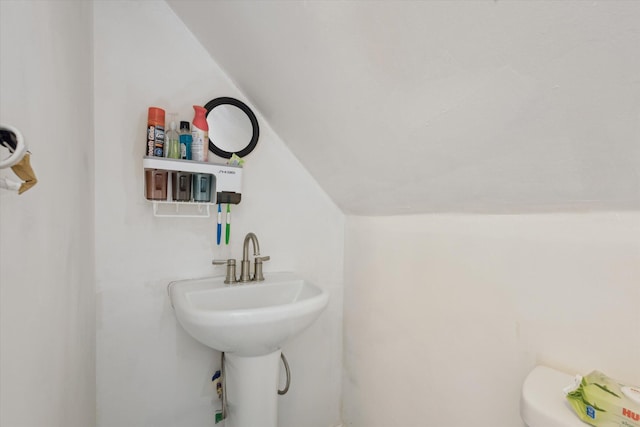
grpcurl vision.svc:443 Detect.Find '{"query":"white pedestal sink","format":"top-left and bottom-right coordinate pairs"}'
top-left (169, 272), bottom-right (329, 427)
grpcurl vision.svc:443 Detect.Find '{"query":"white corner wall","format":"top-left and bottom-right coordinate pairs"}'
top-left (93, 2), bottom-right (344, 427)
top-left (0, 1), bottom-right (96, 426)
top-left (343, 213), bottom-right (640, 427)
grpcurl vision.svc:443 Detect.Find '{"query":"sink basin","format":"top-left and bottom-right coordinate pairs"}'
top-left (169, 272), bottom-right (329, 356)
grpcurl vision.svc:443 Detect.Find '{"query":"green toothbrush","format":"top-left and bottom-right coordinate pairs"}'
top-left (225, 204), bottom-right (231, 245)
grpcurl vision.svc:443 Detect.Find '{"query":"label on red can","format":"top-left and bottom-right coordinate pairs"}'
top-left (147, 125), bottom-right (165, 156)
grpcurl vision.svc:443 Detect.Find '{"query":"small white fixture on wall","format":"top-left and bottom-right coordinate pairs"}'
top-left (0, 124), bottom-right (38, 194)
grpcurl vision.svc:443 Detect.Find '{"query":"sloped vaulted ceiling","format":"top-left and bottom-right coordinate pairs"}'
top-left (167, 0), bottom-right (640, 215)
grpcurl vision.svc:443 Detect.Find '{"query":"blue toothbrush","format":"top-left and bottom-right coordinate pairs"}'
top-left (216, 203), bottom-right (222, 245)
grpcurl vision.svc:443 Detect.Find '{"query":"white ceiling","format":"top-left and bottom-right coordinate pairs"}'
top-left (168, 0), bottom-right (640, 215)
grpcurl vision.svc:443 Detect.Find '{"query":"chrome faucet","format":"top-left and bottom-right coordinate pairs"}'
top-left (240, 232), bottom-right (270, 282)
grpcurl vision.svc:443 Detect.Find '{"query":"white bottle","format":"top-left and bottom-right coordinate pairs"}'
top-left (191, 105), bottom-right (209, 162)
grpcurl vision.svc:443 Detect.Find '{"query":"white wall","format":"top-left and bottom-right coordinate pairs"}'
top-left (93, 2), bottom-right (344, 427)
top-left (343, 213), bottom-right (640, 427)
top-left (0, 1), bottom-right (95, 426)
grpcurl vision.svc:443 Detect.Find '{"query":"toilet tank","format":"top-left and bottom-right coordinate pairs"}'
top-left (521, 365), bottom-right (586, 427)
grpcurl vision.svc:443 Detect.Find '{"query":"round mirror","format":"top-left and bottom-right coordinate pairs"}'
top-left (205, 97), bottom-right (259, 159)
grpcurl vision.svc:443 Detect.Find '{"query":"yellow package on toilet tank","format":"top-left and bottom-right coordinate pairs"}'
top-left (565, 370), bottom-right (640, 427)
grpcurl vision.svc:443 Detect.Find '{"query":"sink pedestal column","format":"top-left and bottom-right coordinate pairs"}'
top-left (224, 350), bottom-right (282, 427)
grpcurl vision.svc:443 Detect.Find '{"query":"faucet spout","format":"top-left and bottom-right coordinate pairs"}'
top-left (240, 232), bottom-right (260, 282)
top-left (242, 232), bottom-right (260, 260)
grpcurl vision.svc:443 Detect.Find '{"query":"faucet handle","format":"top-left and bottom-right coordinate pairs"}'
top-left (212, 258), bottom-right (238, 284)
top-left (254, 256), bottom-right (270, 281)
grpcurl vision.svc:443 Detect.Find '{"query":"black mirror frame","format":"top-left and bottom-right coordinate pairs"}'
top-left (204, 97), bottom-right (260, 159)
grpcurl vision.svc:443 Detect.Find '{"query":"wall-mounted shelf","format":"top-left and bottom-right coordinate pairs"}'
top-left (143, 156), bottom-right (243, 218)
